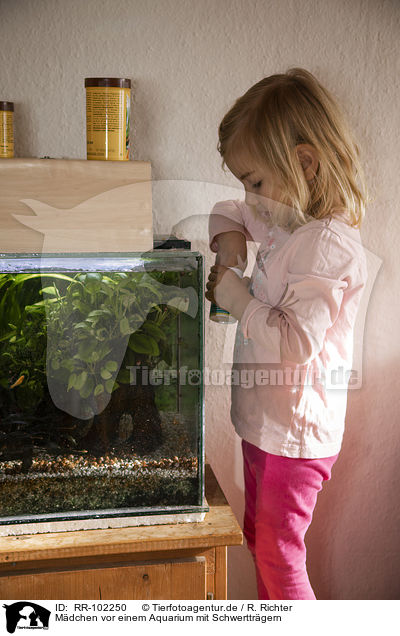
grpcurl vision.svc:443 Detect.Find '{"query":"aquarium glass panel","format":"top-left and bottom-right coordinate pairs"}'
top-left (0, 252), bottom-right (206, 524)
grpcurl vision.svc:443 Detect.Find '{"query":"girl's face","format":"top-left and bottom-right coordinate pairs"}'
top-left (225, 153), bottom-right (284, 213)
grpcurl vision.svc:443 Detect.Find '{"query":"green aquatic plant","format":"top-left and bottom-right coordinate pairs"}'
top-left (44, 270), bottom-right (180, 395)
top-left (43, 268), bottom-right (185, 451)
top-left (0, 268), bottom-right (190, 454)
top-left (0, 272), bottom-right (76, 413)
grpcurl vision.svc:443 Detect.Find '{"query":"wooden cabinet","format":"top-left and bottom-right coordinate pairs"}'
top-left (0, 464), bottom-right (242, 600)
top-left (0, 558), bottom-right (208, 600)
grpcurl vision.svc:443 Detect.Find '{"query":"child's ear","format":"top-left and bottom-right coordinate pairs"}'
top-left (295, 144), bottom-right (319, 181)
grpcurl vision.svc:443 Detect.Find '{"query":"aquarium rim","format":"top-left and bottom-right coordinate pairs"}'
top-left (0, 252), bottom-right (203, 273)
top-left (197, 256), bottom-right (206, 507)
top-left (0, 251), bottom-right (203, 261)
top-left (0, 502), bottom-right (210, 526)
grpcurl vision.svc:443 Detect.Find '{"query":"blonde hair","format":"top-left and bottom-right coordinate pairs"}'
top-left (217, 67), bottom-right (368, 230)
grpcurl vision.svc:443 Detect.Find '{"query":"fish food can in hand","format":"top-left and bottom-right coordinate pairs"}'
top-left (0, 102), bottom-right (14, 158)
top-left (209, 266), bottom-right (243, 324)
top-left (85, 78), bottom-right (131, 161)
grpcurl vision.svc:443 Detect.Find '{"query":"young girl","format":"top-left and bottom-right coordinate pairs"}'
top-left (205, 68), bottom-right (368, 600)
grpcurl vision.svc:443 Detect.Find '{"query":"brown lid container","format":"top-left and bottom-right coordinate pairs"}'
top-left (84, 78), bottom-right (131, 88)
top-left (0, 102), bottom-right (14, 111)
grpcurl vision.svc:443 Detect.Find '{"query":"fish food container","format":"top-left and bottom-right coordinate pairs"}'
top-left (209, 267), bottom-right (244, 323)
top-left (85, 78), bottom-right (131, 161)
top-left (0, 249), bottom-right (207, 535)
top-left (0, 102), bottom-right (14, 158)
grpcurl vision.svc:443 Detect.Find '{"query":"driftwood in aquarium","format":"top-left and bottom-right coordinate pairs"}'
top-left (82, 378), bottom-right (163, 454)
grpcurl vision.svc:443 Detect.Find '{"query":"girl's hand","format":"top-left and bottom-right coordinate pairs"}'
top-left (205, 264), bottom-right (252, 321)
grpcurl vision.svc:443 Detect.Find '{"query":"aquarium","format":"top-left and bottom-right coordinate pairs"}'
top-left (0, 248), bottom-right (207, 534)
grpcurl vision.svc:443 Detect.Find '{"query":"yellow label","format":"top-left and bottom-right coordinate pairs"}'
top-left (0, 111), bottom-right (14, 158)
top-left (86, 87), bottom-right (130, 161)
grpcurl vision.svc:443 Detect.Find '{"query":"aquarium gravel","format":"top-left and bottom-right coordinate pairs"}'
top-left (0, 412), bottom-right (199, 517)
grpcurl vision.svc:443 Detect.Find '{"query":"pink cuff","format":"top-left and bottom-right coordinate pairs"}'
top-left (240, 297), bottom-right (271, 339)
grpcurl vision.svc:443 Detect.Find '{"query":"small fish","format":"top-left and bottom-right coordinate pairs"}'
top-left (10, 375), bottom-right (25, 389)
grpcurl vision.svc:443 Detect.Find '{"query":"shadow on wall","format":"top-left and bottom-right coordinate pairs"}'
top-left (307, 355), bottom-right (400, 601)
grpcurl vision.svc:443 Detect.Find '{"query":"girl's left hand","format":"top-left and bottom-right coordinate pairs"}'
top-left (205, 264), bottom-right (252, 320)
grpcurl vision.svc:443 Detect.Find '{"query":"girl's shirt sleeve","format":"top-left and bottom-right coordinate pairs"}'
top-left (240, 226), bottom-right (362, 366)
top-left (208, 200), bottom-right (255, 252)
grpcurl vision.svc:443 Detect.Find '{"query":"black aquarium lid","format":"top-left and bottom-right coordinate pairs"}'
top-left (153, 235), bottom-right (191, 250)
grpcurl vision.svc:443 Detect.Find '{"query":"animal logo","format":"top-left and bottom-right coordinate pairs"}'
top-left (3, 602), bottom-right (50, 633)
top-left (12, 182), bottom-right (152, 253)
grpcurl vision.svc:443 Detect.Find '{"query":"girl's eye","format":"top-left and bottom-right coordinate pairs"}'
top-left (253, 181), bottom-right (262, 189)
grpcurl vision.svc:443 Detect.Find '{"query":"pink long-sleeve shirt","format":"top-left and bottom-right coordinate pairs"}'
top-left (209, 199), bottom-right (368, 458)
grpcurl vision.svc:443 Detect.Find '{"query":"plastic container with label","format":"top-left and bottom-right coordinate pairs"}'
top-left (85, 78), bottom-right (131, 161)
top-left (0, 102), bottom-right (14, 158)
top-left (209, 266), bottom-right (244, 323)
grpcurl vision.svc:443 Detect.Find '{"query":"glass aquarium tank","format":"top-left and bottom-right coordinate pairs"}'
top-left (0, 247), bottom-right (207, 534)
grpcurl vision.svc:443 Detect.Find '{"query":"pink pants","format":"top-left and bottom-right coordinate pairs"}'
top-left (242, 438), bottom-right (339, 600)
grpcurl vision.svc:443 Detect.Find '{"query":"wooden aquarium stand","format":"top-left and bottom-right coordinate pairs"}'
top-left (0, 464), bottom-right (242, 600)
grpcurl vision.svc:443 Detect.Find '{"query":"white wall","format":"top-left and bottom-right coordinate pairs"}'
top-left (1, 0), bottom-right (399, 599)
